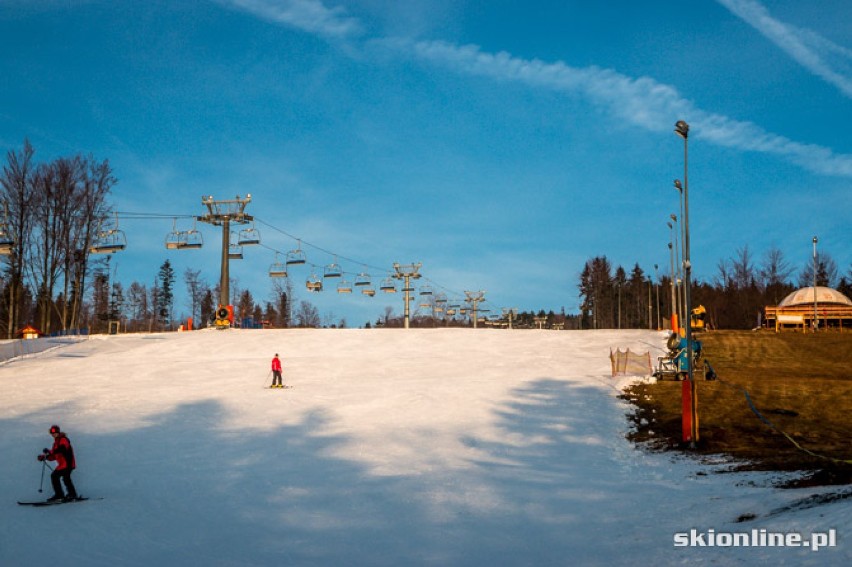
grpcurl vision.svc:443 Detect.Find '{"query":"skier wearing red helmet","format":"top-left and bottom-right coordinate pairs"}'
top-left (38, 425), bottom-right (78, 502)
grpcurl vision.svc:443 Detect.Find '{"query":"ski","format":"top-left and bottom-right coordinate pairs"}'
top-left (18, 496), bottom-right (98, 507)
top-left (265, 385), bottom-right (293, 389)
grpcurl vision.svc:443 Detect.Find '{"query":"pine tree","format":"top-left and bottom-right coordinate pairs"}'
top-left (157, 260), bottom-right (175, 329)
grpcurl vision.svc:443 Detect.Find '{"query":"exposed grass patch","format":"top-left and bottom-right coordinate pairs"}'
top-left (622, 330), bottom-right (852, 487)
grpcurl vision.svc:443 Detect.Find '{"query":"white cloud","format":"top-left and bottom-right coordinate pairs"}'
top-left (221, 0), bottom-right (362, 39)
top-left (218, 1), bottom-right (852, 178)
top-left (393, 38), bottom-right (852, 178)
top-left (716, 0), bottom-right (852, 98)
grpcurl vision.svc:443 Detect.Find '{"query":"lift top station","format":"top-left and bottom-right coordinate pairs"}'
top-left (197, 194), bottom-right (256, 328)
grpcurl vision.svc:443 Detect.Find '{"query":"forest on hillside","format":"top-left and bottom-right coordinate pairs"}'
top-left (577, 251), bottom-right (852, 331)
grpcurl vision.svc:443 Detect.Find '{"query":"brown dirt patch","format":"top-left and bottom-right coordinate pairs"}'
top-left (621, 330), bottom-right (852, 487)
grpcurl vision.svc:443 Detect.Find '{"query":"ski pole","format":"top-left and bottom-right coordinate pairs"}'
top-left (38, 459), bottom-right (46, 493)
top-left (38, 452), bottom-right (53, 492)
top-left (263, 370), bottom-right (271, 387)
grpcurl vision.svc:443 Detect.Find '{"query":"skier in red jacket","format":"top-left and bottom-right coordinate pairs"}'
top-left (38, 425), bottom-right (78, 502)
top-left (271, 353), bottom-right (283, 388)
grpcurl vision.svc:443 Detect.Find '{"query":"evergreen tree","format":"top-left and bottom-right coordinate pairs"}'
top-left (157, 260), bottom-right (175, 329)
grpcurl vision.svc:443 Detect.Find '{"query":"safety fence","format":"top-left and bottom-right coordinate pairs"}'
top-left (609, 348), bottom-right (652, 377)
top-left (0, 332), bottom-right (89, 364)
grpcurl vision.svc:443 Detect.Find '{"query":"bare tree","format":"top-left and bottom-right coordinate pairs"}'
top-left (294, 300), bottom-right (320, 328)
top-left (0, 140), bottom-right (36, 338)
top-left (184, 268), bottom-right (206, 328)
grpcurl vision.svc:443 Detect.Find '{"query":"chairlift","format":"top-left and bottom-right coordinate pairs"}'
top-left (179, 229), bottom-right (203, 249)
top-left (165, 219), bottom-right (182, 250)
top-left (324, 258), bottom-right (342, 279)
top-left (379, 277), bottom-right (396, 293)
top-left (228, 243), bottom-right (243, 260)
top-left (286, 240), bottom-right (307, 266)
top-left (90, 214), bottom-right (127, 254)
top-left (269, 254), bottom-right (288, 278)
top-left (238, 224), bottom-right (261, 246)
top-left (354, 271), bottom-right (371, 287)
top-left (306, 273), bottom-right (323, 292)
top-left (361, 285), bottom-right (376, 297)
top-left (419, 284), bottom-right (433, 296)
top-left (337, 279), bottom-right (353, 294)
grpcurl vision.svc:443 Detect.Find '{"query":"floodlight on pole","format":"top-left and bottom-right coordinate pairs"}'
top-left (674, 119), bottom-right (697, 447)
top-left (813, 236), bottom-right (818, 332)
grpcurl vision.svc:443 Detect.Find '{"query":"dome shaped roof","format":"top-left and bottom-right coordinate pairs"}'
top-left (778, 286), bottom-right (852, 307)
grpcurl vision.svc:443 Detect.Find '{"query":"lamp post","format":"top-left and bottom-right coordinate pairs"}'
top-left (654, 264), bottom-right (661, 330)
top-left (617, 281), bottom-right (622, 329)
top-left (669, 215), bottom-right (681, 330)
top-left (675, 119), bottom-right (697, 447)
top-left (667, 226), bottom-right (677, 331)
top-left (813, 236), bottom-right (818, 332)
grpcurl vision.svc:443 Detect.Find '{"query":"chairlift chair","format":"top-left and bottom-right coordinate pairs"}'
top-left (337, 279), bottom-right (353, 294)
top-left (286, 241), bottom-right (307, 265)
top-left (90, 229), bottom-right (127, 254)
top-left (269, 254), bottom-right (288, 278)
top-left (354, 271), bottom-right (371, 287)
top-left (238, 225), bottom-right (261, 246)
top-left (379, 277), bottom-right (397, 293)
top-left (165, 231), bottom-right (182, 250)
top-left (361, 286), bottom-right (376, 297)
top-left (306, 273), bottom-right (323, 292)
top-left (419, 284), bottom-right (433, 296)
top-left (228, 243), bottom-right (243, 260)
top-left (179, 229), bottom-right (203, 249)
top-left (165, 219), bottom-right (182, 250)
top-left (324, 259), bottom-right (342, 279)
top-left (90, 213), bottom-right (127, 254)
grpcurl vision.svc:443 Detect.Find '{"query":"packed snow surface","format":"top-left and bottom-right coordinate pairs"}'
top-left (1, 329), bottom-right (848, 566)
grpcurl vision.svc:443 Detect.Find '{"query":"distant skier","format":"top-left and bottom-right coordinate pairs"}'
top-left (271, 353), bottom-right (283, 388)
top-left (38, 425), bottom-right (78, 502)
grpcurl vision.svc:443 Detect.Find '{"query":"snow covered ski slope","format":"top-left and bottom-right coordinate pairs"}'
top-left (1, 328), bottom-right (847, 566)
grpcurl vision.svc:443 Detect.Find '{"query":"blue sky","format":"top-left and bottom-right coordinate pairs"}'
top-left (1, 0), bottom-right (850, 326)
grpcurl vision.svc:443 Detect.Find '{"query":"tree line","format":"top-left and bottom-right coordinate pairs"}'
top-left (578, 247), bottom-right (852, 330)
